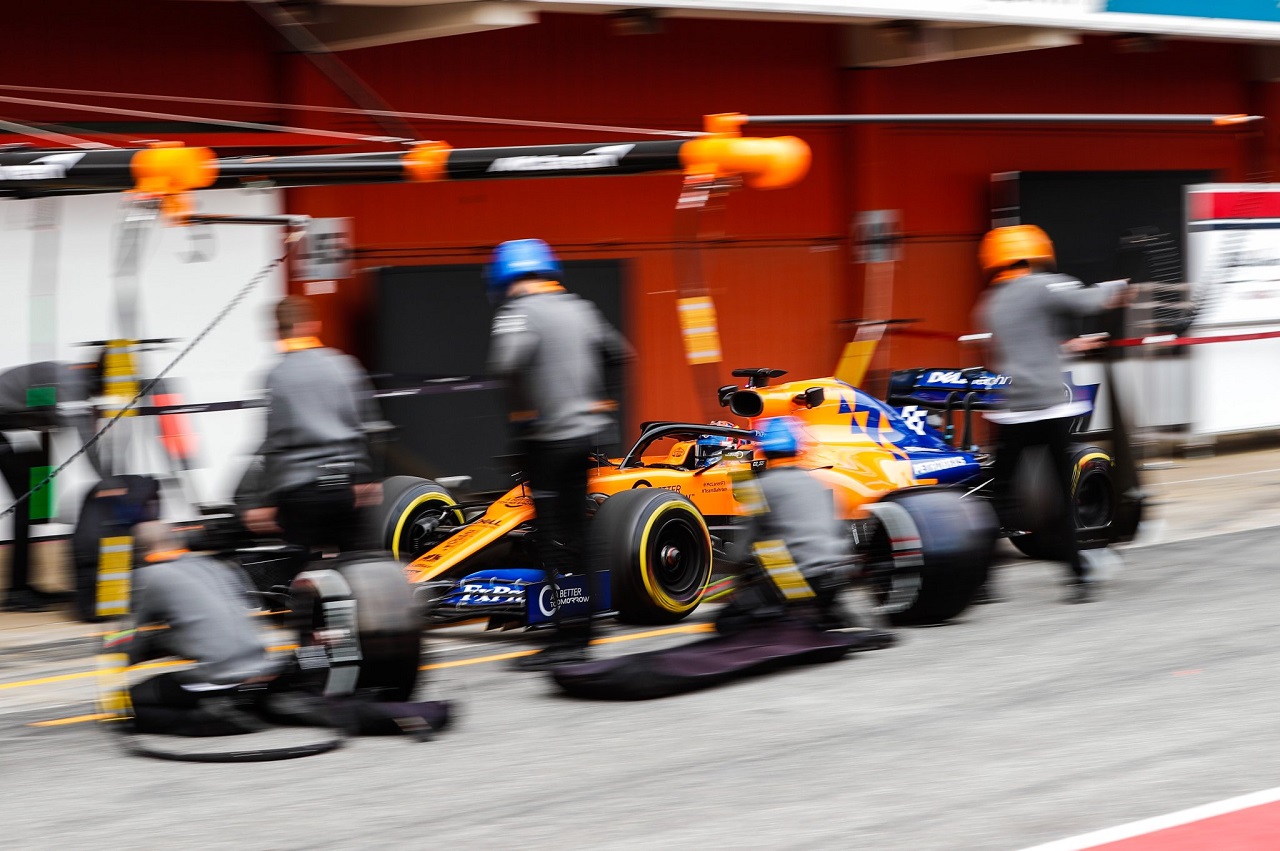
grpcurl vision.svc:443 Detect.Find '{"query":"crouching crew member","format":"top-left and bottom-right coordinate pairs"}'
top-left (485, 239), bottom-right (634, 670)
top-left (125, 521), bottom-right (280, 736)
top-left (975, 224), bottom-right (1130, 604)
top-left (242, 296), bottom-right (383, 555)
top-left (722, 416), bottom-right (895, 648)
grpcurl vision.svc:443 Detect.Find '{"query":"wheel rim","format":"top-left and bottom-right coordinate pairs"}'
top-left (392, 495), bottom-right (460, 561)
top-left (1074, 469), bottom-right (1113, 529)
top-left (645, 513), bottom-right (708, 605)
top-left (858, 519), bottom-right (920, 615)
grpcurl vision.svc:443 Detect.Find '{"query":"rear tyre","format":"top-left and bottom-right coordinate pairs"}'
top-left (289, 555), bottom-right (423, 702)
top-left (590, 489), bottom-right (713, 625)
top-left (1011, 445), bottom-right (1115, 559)
top-left (865, 487), bottom-right (997, 626)
top-left (373, 476), bottom-right (463, 562)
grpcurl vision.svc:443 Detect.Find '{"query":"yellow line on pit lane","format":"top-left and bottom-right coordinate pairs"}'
top-left (19, 623), bottom-right (713, 725)
top-left (30, 713), bottom-right (113, 727)
top-left (1, 646), bottom-right (300, 693)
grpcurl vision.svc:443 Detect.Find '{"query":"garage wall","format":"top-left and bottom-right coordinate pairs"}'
top-left (0, 190), bottom-right (287, 536)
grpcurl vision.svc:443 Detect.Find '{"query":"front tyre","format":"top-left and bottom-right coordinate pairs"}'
top-left (589, 489), bottom-right (713, 625)
top-left (373, 476), bottom-right (463, 562)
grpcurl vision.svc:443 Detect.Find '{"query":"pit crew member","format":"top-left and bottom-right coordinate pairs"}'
top-left (974, 225), bottom-right (1129, 604)
top-left (124, 521), bottom-right (280, 735)
top-left (720, 416), bottom-right (895, 647)
top-left (485, 238), bottom-right (634, 670)
top-left (241, 296), bottom-right (383, 556)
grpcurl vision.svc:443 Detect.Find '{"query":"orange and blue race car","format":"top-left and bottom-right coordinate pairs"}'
top-left (373, 367), bottom-right (1001, 631)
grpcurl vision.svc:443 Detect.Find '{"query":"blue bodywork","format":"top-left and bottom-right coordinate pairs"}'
top-left (431, 568), bottom-right (611, 626)
top-left (831, 380), bottom-right (984, 485)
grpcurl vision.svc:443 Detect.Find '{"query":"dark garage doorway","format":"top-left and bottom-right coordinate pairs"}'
top-left (371, 260), bottom-right (629, 493)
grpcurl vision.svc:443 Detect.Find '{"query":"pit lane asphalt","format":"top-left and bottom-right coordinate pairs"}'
top-left (3, 522), bottom-right (1280, 850)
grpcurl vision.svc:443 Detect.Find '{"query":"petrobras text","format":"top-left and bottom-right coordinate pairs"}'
top-left (911, 456), bottom-right (970, 476)
top-left (487, 144), bottom-right (635, 173)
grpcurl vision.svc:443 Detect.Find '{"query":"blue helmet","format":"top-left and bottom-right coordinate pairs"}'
top-left (757, 416), bottom-right (803, 457)
top-left (487, 238), bottom-right (562, 302)
top-left (694, 434), bottom-right (735, 468)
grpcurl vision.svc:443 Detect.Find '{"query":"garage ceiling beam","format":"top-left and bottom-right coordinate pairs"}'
top-left (303, 1), bottom-right (538, 51)
top-left (844, 23), bottom-right (1077, 68)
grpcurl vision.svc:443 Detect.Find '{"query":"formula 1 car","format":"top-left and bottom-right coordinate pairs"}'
top-left (375, 368), bottom-right (999, 631)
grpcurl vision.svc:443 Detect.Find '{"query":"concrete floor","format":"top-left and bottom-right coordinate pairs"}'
top-left (2, 443), bottom-right (1280, 848)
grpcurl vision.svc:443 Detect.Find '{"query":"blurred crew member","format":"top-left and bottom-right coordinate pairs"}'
top-left (0, 359), bottom-right (102, 612)
top-left (242, 296), bottom-right (383, 555)
top-left (975, 225), bottom-right (1129, 604)
top-left (125, 522), bottom-right (278, 736)
top-left (486, 239), bottom-right (633, 670)
top-left (721, 416), bottom-right (894, 647)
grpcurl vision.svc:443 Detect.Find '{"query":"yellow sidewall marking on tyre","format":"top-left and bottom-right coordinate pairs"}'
top-left (391, 491), bottom-right (459, 561)
top-left (1073, 452), bottom-right (1111, 490)
top-left (637, 500), bottom-right (712, 613)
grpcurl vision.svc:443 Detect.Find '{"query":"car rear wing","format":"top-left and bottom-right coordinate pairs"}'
top-left (886, 367), bottom-right (1010, 412)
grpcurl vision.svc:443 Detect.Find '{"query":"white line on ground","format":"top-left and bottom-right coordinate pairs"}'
top-left (1157, 466), bottom-right (1280, 487)
top-left (1016, 785), bottom-right (1280, 851)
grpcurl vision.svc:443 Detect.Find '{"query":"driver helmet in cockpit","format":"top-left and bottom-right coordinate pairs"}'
top-left (693, 421), bottom-right (741, 468)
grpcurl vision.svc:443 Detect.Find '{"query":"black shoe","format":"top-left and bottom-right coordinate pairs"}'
top-left (197, 696), bottom-right (271, 736)
top-left (512, 644), bottom-right (591, 672)
top-left (262, 691), bottom-right (335, 727)
top-left (1066, 580), bottom-right (1097, 605)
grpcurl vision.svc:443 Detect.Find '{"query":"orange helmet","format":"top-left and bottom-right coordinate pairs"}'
top-left (979, 225), bottom-right (1055, 282)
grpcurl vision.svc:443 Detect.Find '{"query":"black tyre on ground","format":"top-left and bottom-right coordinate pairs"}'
top-left (864, 487), bottom-right (998, 626)
top-left (589, 489), bottom-right (713, 625)
top-left (289, 555), bottom-right (423, 702)
top-left (372, 476), bottom-right (463, 562)
top-left (1011, 444), bottom-right (1115, 559)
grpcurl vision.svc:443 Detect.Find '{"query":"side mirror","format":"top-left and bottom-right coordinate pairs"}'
top-left (792, 387), bottom-right (825, 408)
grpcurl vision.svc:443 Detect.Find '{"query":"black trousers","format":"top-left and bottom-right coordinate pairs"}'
top-left (992, 416), bottom-right (1084, 580)
top-left (275, 481), bottom-right (364, 554)
top-left (523, 435), bottom-right (595, 646)
top-left (0, 432), bottom-right (48, 595)
top-left (129, 671), bottom-right (241, 736)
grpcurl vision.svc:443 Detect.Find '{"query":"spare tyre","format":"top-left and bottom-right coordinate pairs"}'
top-left (590, 489), bottom-right (713, 625)
top-left (289, 555), bottom-right (423, 702)
top-left (863, 486), bottom-right (997, 626)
